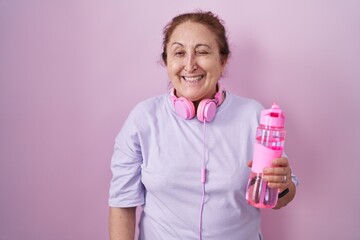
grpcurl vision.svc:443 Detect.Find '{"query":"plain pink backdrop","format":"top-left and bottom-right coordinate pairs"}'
top-left (1, 1), bottom-right (359, 239)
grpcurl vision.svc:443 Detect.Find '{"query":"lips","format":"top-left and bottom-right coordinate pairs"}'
top-left (182, 75), bottom-right (204, 82)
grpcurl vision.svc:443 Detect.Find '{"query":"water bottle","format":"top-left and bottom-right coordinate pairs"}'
top-left (246, 103), bottom-right (286, 208)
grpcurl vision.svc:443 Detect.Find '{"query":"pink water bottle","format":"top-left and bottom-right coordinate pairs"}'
top-left (246, 103), bottom-right (286, 208)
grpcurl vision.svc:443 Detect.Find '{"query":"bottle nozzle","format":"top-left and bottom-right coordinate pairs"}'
top-left (260, 103), bottom-right (285, 127)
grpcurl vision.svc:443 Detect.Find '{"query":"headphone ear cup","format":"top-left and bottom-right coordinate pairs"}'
top-left (197, 99), bottom-right (217, 122)
top-left (174, 97), bottom-right (196, 120)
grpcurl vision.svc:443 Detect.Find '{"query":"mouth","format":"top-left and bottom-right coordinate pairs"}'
top-left (182, 75), bottom-right (204, 83)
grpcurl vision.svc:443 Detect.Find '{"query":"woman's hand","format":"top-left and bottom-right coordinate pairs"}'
top-left (247, 158), bottom-right (296, 209)
top-left (262, 157), bottom-right (292, 192)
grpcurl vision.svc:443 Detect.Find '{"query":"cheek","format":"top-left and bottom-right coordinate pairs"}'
top-left (199, 57), bottom-right (222, 71)
top-left (167, 60), bottom-right (182, 75)
top-left (204, 62), bottom-right (224, 76)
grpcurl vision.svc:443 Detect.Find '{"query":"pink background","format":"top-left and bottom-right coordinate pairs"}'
top-left (1, 1), bottom-right (359, 239)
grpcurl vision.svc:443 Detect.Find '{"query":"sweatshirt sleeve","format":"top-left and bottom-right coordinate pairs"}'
top-left (108, 107), bottom-right (145, 208)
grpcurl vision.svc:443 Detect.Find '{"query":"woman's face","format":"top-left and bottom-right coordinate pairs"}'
top-left (166, 21), bottom-right (226, 102)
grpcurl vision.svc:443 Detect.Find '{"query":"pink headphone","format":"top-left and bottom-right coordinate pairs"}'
top-left (170, 83), bottom-right (224, 122)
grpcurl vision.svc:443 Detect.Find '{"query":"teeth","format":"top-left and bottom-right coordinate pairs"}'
top-left (183, 76), bottom-right (203, 82)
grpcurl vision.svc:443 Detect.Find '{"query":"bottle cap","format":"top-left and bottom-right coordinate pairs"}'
top-left (260, 103), bottom-right (285, 127)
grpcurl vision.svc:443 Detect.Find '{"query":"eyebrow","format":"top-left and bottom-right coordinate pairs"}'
top-left (171, 42), bottom-right (212, 49)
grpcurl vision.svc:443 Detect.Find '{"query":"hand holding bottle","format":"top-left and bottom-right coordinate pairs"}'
top-left (247, 157), bottom-right (293, 209)
top-left (247, 158), bottom-right (291, 189)
top-left (262, 157), bottom-right (292, 191)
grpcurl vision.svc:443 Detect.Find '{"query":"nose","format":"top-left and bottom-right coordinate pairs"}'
top-left (184, 53), bottom-right (197, 72)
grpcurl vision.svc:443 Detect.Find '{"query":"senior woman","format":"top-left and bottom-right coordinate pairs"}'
top-left (109, 11), bottom-right (297, 240)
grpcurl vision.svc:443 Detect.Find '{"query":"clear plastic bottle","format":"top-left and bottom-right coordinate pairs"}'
top-left (246, 103), bottom-right (286, 208)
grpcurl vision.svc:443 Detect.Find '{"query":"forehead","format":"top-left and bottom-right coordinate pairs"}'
top-left (168, 21), bottom-right (218, 47)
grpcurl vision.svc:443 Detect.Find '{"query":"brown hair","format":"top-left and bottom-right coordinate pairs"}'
top-left (162, 11), bottom-right (230, 65)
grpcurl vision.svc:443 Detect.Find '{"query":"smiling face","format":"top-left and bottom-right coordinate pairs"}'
top-left (166, 21), bottom-right (227, 103)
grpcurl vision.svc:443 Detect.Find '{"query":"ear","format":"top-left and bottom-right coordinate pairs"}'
top-left (220, 57), bottom-right (228, 76)
top-left (221, 57), bottom-right (228, 67)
